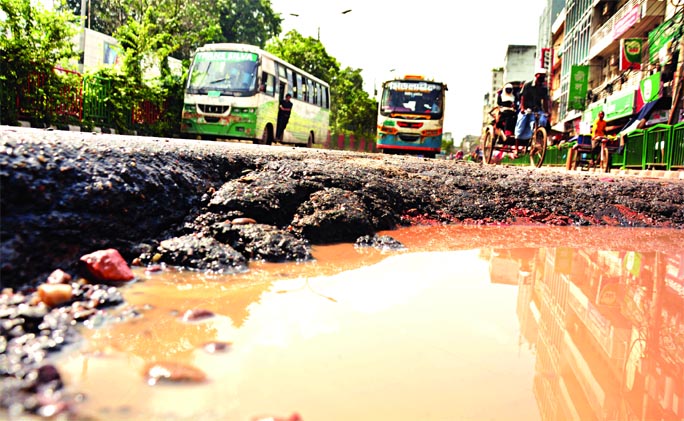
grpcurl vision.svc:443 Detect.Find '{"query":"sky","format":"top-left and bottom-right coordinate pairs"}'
top-left (269, 0), bottom-right (547, 141)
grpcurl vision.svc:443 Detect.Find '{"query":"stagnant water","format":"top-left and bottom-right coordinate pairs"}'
top-left (35, 226), bottom-right (684, 420)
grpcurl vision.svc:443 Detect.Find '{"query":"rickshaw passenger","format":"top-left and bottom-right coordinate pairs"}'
top-left (515, 69), bottom-right (550, 141)
top-left (496, 83), bottom-right (517, 136)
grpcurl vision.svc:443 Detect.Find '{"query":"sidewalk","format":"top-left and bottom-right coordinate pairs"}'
top-left (536, 165), bottom-right (684, 180)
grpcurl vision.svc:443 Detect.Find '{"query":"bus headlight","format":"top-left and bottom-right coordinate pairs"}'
top-left (379, 125), bottom-right (398, 135)
top-left (421, 128), bottom-right (442, 137)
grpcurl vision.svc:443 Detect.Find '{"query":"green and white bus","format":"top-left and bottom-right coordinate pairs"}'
top-left (181, 43), bottom-right (330, 147)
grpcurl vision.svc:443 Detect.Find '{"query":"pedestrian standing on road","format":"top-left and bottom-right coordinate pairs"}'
top-left (514, 68), bottom-right (550, 141)
top-left (276, 93), bottom-right (293, 141)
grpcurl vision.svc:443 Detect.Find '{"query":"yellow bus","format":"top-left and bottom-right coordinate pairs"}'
top-left (376, 75), bottom-right (447, 158)
top-left (181, 43), bottom-right (330, 147)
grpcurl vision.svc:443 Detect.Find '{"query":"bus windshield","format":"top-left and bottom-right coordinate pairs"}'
top-left (187, 51), bottom-right (258, 95)
top-left (380, 80), bottom-right (443, 117)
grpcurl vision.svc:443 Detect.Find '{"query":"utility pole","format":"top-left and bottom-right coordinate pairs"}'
top-left (79, 0), bottom-right (87, 73)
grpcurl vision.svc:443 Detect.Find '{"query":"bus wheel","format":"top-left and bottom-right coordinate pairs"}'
top-left (307, 132), bottom-right (314, 148)
top-left (258, 126), bottom-right (273, 146)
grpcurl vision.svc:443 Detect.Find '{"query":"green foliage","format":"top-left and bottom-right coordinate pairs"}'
top-left (331, 67), bottom-right (377, 137)
top-left (214, 0), bottom-right (281, 48)
top-left (0, 0), bottom-right (79, 125)
top-left (266, 30), bottom-right (339, 84)
top-left (441, 138), bottom-right (454, 155)
top-left (63, 0), bottom-right (220, 61)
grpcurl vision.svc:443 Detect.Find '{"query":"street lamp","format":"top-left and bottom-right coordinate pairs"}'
top-left (317, 9), bottom-right (352, 40)
top-left (286, 9), bottom-right (352, 41)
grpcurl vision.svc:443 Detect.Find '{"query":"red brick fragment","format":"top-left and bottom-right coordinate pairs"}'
top-left (80, 248), bottom-right (135, 283)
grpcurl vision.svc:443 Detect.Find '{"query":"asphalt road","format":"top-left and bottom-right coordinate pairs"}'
top-left (2, 125), bottom-right (684, 287)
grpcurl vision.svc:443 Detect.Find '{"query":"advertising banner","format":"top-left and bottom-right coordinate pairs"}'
top-left (620, 38), bottom-right (643, 71)
top-left (648, 17), bottom-right (680, 64)
top-left (639, 72), bottom-right (661, 104)
top-left (603, 89), bottom-right (636, 121)
top-left (103, 42), bottom-right (120, 66)
top-left (568, 65), bottom-right (589, 111)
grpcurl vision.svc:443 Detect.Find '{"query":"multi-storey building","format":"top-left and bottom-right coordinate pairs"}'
top-left (538, 0), bottom-right (567, 57)
top-left (482, 67), bottom-right (504, 132)
top-left (504, 45), bottom-right (537, 84)
top-left (549, 0), bottom-right (681, 136)
top-left (549, 8), bottom-right (567, 131)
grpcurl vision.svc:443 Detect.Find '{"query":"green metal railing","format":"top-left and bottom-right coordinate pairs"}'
top-left (644, 124), bottom-right (671, 170)
top-left (83, 75), bottom-right (111, 127)
top-left (670, 122), bottom-right (684, 170)
top-left (623, 129), bottom-right (646, 169)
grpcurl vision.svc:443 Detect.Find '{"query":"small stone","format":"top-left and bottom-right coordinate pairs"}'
top-left (143, 361), bottom-right (207, 385)
top-left (231, 217), bottom-right (257, 225)
top-left (79, 249), bottom-right (135, 283)
top-left (180, 309), bottom-right (214, 322)
top-left (46, 269), bottom-right (72, 284)
top-left (202, 341), bottom-right (231, 353)
top-left (37, 284), bottom-right (73, 307)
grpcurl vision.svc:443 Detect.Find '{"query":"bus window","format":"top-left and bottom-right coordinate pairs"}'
top-left (322, 86), bottom-right (329, 109)
top-left (286, 68), bottom-right (295, 97)
top-left (313, 83), bottom-right (319, 106)
top-left (261, 72), bottom-right (275, 96)
top-left (292, 73), bottom-right (304, 100)
top-left (296, 73), bottom-right (303, 100)
top-left (307, 79), bottom-right (314, 104)
top-left (277, 63), bottom-right (287, 80)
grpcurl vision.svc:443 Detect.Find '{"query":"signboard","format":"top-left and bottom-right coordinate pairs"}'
top-left (195, 51), bottom-right (258, 62)
top-left (603, 89), bottom-right (636, 121)
top-left (568, 65), bottom-right (589, 111)
top-left (103, 42), bottom-right (120, 65)
top-left (620, 38), bottom-right (643, 70)
top-left (639, 72), bottom-right (661, 103)
top-left (612, 6), bottom-right (641, 40)
top-left (540, 48), bottom-right (552, 72)
top-left (648, 16), bottom-right (680, 64)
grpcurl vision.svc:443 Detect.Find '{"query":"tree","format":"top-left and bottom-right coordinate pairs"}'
top-left (265, 30), bottom-right (339, 84)
top-left (332, 67), bottom-right (377, 136)
top-left (62, 0), bottom-right (220, 61)
top-left (214, 0), bottom-right (281, 48)
top-left (0, 0), bottom-right (80, 125)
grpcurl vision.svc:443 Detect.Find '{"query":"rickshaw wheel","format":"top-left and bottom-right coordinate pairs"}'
top-left (529, 126), bottom-right (547, 168)
top-left (482, 127), bottom-right (495, 165)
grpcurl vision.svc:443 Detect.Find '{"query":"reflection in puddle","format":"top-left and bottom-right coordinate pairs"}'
top-left (52, 226), bottom-right (683, 421)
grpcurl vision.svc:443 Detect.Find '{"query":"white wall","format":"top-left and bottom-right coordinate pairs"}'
top-left (503, 45), bottom-right (536, 84)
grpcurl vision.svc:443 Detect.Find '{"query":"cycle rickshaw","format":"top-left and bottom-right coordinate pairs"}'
top-left (482, 109), bottom-right (548, 168)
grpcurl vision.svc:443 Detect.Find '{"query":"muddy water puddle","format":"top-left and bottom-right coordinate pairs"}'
top-left (48, 226), bottom-right (684, 420)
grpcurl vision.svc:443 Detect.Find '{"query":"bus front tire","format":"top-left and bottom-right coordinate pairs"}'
top-left (257, 127), bottom-right (273, 146)
top-left (307, 132), bottom-right (314, 148)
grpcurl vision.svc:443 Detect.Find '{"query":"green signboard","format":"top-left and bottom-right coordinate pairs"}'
top-left (603, 89), bottom-right (636, 121)
top-left (648, 15), bottom-right (681, 64)
top-left (568, 65), bottom-right (589, 111)
top-left (195, 51), bottom-right (258, 62)
top-left (640, 72), bottom-right (661, 103)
